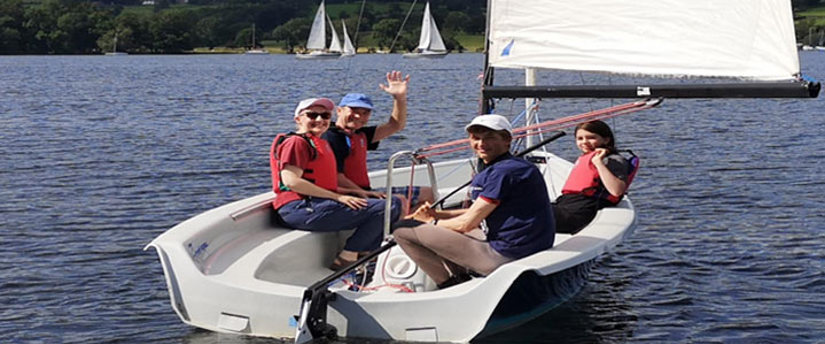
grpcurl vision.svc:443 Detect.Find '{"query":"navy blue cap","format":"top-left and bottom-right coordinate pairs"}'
top-left (338, 93), bottom-right (374, 109)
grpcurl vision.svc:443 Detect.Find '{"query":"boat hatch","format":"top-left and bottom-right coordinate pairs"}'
top-left (218, 312), bottom-right (249, 332)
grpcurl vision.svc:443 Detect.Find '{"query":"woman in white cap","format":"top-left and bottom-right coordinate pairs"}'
top-left (270, 97), bottom-right (404, 270)
top-left (394, 114), bottom-right (555, 289)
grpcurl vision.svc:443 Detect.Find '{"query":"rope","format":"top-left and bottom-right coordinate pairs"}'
top-left (389, 0), bottom-right (418, 53)
top-left (415, 99), bottom-right (659, 159)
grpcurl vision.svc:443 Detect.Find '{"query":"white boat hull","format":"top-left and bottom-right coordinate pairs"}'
top-left (402, 50), bottom-right (448, 58)
top-left (146, 151), bottom-right (636, 342)
top-left (295, 51), bottom-right (342, 59)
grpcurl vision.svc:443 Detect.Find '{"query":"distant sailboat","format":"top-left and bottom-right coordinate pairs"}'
top-left (105, 32), bottom-right (128, 56)
top-left (245, 24), bottom-right (269, 55)
top-left (341, 19), bottom-right (356, 57)
top-left (402, 2), bottom-right (448, 58)
top-left (296, 1), bottom-right (342, 59)
top-left (802, 27), bottom-right (816, 51)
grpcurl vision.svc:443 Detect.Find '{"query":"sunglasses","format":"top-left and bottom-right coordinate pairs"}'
top-left (303, 111), bottom-right (332, 120)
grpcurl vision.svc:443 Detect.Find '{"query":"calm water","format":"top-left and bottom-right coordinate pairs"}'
top-left (1, 52), bottom-right (824, 343)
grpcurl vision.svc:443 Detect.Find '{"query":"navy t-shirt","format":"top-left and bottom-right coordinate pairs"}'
top-left (470, 153), bottom-right (555, 259)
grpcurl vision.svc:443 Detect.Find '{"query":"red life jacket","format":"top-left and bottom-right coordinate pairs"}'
top-left (561, 150), bottom-right (639, 204)
top-left (342, 131), bottom-right (371, 189)
top-left (270, 133), bottom-right (338, 210)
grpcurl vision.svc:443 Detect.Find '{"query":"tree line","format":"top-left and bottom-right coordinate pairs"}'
top-left (1, 0), bottom-right (822, 55)
top-left (0, 0), bottom-right (485, 54)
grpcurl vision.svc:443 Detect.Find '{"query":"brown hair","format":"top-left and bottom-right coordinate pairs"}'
top-left (575, 120), bottom-right (617, 153)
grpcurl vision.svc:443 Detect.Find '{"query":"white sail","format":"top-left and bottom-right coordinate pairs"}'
top-left (342, 19), bottom-right (356, 56)
top-left (487, 0), bottom-right (800, 81)
top-left (306, 1), bottom-right (327, 51)
top-left (327, 14), bottom-right (342, 52)
top-left (417, 2), bottom-right (446, 52)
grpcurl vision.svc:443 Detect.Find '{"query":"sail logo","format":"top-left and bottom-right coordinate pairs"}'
top-left (501, 39), bottom-right (515, 56)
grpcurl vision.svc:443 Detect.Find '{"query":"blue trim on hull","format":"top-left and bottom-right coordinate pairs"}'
top-left (479, 259), bottom-right (595, 336)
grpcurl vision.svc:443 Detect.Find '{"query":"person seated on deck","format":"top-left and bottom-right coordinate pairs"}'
top-left (321, 71), bottom-right (434, 211)
top-left (393, 115), bottom-right (555, 289)
top-left (553, 120), bottom-right (637, 234)
top-left (270, 97), bottom-right (405, 271)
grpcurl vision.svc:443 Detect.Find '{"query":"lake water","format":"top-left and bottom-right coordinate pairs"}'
top-left (1, 52), bottom-right (824, 343)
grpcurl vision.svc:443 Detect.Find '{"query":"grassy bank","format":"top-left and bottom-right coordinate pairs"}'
top-left (193, 34), bottom-right (485, 54)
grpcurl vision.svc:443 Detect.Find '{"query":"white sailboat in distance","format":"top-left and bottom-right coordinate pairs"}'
top-left (296, 1), bottom-right (342, 59)
top-left (245, 24), bottom-right (269, 55)
top-left (341, 19), bottom-right (356, 57)
top-left (403, 2), bottom-right (448, 58)
top-left (105, 32), bottom-right (127, 56)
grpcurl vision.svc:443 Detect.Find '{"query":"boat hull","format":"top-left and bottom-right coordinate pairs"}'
top-left (296, 51), bottom-right (342, 59)
top-left (146, 152), bottom-right (636, 342)
top-left (402, 50), bottom-right (448, 58)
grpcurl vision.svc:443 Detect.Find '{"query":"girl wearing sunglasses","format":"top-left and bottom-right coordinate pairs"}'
top-left (270, 97), bottom-right (406, 271)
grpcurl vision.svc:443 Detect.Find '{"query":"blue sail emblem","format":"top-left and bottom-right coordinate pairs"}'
top-left (501, 39), bottom-right (514, 56)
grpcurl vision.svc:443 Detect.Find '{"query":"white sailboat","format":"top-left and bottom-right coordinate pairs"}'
top-left (803, 27), bottom-right (816, 51)
top-left (296, 1), bottom-right (342, 59)
top-left (341, 19), bottom-right (356, 57)
top-left (245, 24), bottom-right (269, 55)
top-left (105, 32), bottom-right (127, 56)
top-left (147, 1), bottom-right (819, 343)
top-left (402, 2), bottom-right (448, 58)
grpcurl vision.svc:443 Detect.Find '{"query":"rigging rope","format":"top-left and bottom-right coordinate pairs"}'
top-left (415, 99), bottom-right (660, 159)
top-left (389, 0), bottom-right (418, 53)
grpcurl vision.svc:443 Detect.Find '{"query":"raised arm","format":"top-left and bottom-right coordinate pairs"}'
top-left (591, 149), bottom-right (628, 197)
top-left (372, 70), bottom-right (410, 142)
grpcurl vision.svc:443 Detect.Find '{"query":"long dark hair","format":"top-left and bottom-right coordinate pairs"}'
top-left (575, 120), bottom-right (617, 154)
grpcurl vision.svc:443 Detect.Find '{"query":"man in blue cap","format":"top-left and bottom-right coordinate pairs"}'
top-left (322, 70), bottom-right (434, 210)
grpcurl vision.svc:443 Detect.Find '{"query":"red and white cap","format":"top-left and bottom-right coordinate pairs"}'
top-left (294, 97), bottom-right (335, 118)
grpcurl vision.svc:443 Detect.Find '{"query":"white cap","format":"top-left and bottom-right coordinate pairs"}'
top-left (294, 98), bottom-right (335, 118)
top-left (465, 114), bottom-right (513, 135)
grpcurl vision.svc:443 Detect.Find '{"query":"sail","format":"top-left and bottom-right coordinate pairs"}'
top-left (342, 19), bottom-right (356, 55)
top-left (327, 14), bottom-right (342, 52)
top-left (426, 4), bottom-right (446, 51)
top-left (417, 2), bottom-right (446, 52)
top-left (487, 0), bottom-right (800, 81)
top-left (306, 1), bottom-right (327, 50)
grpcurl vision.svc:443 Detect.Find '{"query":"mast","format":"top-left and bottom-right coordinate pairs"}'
top-left (353, 0), bottom-right (366, 51)
top-left (481, 0), bottom-right (495, 114)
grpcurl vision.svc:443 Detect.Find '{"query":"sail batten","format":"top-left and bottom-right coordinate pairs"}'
top-left (488, 0), bottom-right (801, 81)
